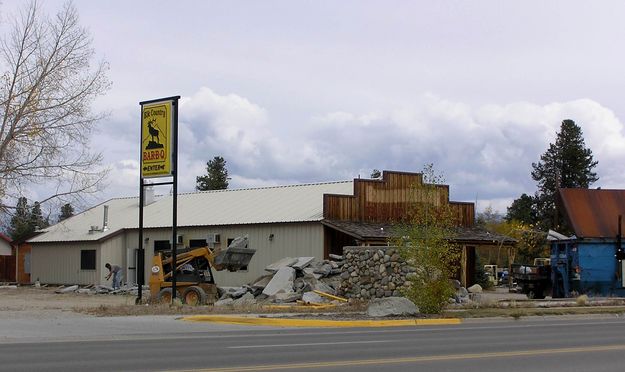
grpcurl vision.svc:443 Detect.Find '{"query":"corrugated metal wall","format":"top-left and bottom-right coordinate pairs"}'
top-left (123, 222), bottom-right (324, 287)
top-left (31, 242), bottom-right (99, 285)
top-left (99, 234), bottom-right (126, 285)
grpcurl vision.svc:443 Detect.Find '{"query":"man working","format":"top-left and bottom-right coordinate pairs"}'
top-left (105, 263), bottom-right (123, 289)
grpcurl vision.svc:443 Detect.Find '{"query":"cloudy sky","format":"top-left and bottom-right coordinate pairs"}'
top-left (5, 1), bottom-right (625, 214)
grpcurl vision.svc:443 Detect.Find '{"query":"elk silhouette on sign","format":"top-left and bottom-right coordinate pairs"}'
top-left (145, 119), bottom-right (164, 150)
top-left (148, 120), bottom-right (160, 143)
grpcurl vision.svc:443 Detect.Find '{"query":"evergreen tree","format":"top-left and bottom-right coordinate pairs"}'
top-left (9, 197), bottom-right (32, 241)
top-left (59, 203), bottom-right (74, 221)
top-left (530, 119), bottom-right (598, 231)
top-left (30, 202), bottom-right (49, 230)
top-left (196, 156), bottom-right (229, 191)
top-left (505, 193), bottom-right (537, 225)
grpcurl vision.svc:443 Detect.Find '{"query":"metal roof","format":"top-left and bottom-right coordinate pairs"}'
top-left (29, 181), bottom-right (354, 243)
top-left (558, 188), bottom-right (625, 239)
top-left (321, 219), bottom-right (516, 244)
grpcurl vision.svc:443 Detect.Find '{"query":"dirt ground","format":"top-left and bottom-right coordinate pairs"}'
top-left (0, 285), bottom-right (521, 317)
top-left (0, 286), bottom-right (135, 313)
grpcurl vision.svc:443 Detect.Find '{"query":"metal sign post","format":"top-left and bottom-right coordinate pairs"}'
top-left (138, 96), bottom-right (180, 304)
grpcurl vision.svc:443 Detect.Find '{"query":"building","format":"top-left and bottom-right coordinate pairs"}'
top-left (28, 170), bottom-right (512, 287)
top-left (0, 233), bottom-right (15, 282)
top-left (551, 188), bottom-right (625, 297)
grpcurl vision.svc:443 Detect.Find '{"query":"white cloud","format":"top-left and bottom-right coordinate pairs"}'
top-left (75, 88), bottom-right (625, 216)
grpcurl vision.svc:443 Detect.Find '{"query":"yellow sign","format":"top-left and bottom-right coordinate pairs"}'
top-left (141, 100), bottom-right (172, 178)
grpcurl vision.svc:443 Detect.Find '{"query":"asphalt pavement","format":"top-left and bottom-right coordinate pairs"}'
top-left (2, 314), bottom-right (625, 371)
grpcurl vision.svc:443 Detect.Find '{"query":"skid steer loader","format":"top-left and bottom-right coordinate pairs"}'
top-left (149, 236), bottom-right (255, 305)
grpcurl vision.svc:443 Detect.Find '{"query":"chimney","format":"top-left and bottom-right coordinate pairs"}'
top-left (103, 205), bottom-right (109, 232)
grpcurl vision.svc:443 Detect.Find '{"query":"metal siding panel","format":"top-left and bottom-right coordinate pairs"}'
top-left (32, 243), bottom-right (98, 285)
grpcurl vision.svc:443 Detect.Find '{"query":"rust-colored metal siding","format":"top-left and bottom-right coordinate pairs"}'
top-left (558, 188), bottom-right (625, 238)
top-left (324, 170), bottom-right (474, 227)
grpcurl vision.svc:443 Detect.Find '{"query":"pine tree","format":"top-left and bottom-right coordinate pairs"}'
top-left (59, 203), bottom-right (74, 221)
top-left (196, 156), bottom-right (229, 191)
top-left (530, 119), bottom-right (598, 231)
top-left (9, 197), bottom-right (32, 241)
top-left (505, 193), bottom-right (537, 225)
top-left (30, 202), bottom-right (49, 230)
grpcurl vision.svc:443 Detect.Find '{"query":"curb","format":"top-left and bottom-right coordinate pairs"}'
top-left (181, 315), bottom-right (462, 327)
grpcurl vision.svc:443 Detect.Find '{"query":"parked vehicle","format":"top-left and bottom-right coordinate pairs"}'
top-left (149, 236), bottom-right (255, 305)
top-left (512, 258), bottom-right (552, 299)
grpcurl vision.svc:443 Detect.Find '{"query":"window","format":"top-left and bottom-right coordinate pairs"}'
top-left (80, 250), bottom-right (96, 270)
top-left (189, 239), bottom-right (206, 248)
top-left (154, 240), bottom-right (170, 252)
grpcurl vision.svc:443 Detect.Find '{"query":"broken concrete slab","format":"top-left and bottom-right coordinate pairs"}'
top-left (250, 274), bottom-right (273, 290)
top-left (303, 267), bottom-right (322, 280)
top-left (233, 292), bottom-right (257, 307)
top-left (313, 263), bottom-right (333, 277)
top-left (329, 254), bottom-right (343, 261)
top-left (55, 285), bottom-right (79, 294)
top-left (214, 298), bottom-right (234, 306)
top-left (272, 291), bottom-right (302, 303)
top-left (265, 257), bottom-right (298, 272)
top-left (262, 266), bottom-right (296, 296)
top-left (302, 291), bottom-right (326, 304)
top-left (292, 257), bottom-right (315, 270)
top-left (367, 297), bottom-right (419, 317)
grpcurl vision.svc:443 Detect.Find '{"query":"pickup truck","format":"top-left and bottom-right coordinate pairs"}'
top-left (512, 261), bottom-right (551, 299)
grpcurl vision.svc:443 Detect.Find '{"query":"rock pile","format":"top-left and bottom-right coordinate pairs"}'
top-left (339, 246), bottom-right (416, 300)
top-left (216, 256), bottom-right (345, 306)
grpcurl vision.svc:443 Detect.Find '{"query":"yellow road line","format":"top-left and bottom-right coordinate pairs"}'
top-left (167, 344), bottom-right (625, 372)
top-left (181, 315), bottom-right (461, 327)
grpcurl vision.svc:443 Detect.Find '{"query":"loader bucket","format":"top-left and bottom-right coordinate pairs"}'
top-left (213, 236), bottom-right (256, 271)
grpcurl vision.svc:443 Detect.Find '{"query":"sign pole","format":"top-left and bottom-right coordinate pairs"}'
top-left (138, 95), bottom-right (180, 306)
top-left (171, 98), bottom-right (179, 303)
top-left (137, 178), bottom-right (144, 304)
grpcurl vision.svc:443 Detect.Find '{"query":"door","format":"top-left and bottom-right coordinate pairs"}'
top-left (126, 248), bottom-right (138, 285)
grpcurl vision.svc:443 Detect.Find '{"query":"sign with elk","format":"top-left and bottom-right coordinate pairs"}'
top-left (140, 100), bottom-right (173, 178)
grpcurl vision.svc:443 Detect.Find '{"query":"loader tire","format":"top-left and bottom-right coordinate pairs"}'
top-left (156, 288), bottom-right (175, 304)
top-left (182, 286), bottom-right (207, 306)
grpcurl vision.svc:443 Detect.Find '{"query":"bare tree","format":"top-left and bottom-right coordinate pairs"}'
top-left (0, 1), bottom-right (110, 212)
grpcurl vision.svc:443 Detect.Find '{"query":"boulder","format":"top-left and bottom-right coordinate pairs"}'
top-left (457, 287), bottom-right (469, 297)
top-left (467, 284), bottom-right (483, 293)
top-left (262, 266), bottom-right (296, 296)
top-left (366, 297), bottom-right (419, 317)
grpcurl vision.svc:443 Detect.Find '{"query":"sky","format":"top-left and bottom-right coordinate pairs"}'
top-left (4, 0), bottom-right (625, 215)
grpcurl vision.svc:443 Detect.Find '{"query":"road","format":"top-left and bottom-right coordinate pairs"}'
top-left (1, 315), bottom-right (625, 371)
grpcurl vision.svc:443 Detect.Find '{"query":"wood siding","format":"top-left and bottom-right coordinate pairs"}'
top-left (324, 170), bottom-right (474, 226)
top-left (17, 243), bottom-right (31, 284)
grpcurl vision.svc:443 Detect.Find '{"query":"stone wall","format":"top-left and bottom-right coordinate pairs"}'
top-left (339, 246), bottom-right (415, 299)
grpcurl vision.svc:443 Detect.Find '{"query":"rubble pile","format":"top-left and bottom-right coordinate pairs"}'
top-left (216, 256), bottom-right (346, 306)
top-left (53, 284), bottom-right (148, 296)
top-left (339, 246), bottom-right (416, 299)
